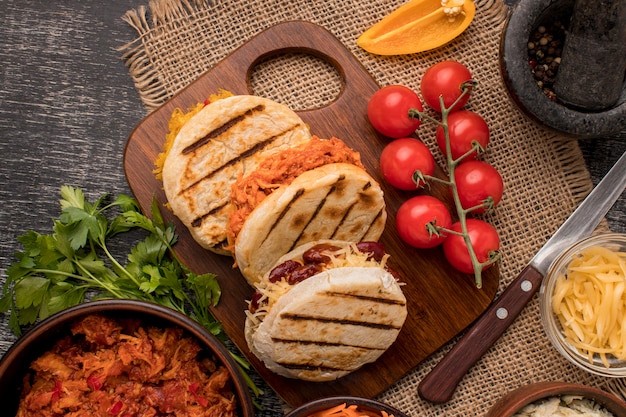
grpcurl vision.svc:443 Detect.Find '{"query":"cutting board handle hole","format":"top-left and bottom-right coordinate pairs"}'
top-left (248, 52), bottom-right (343, 111)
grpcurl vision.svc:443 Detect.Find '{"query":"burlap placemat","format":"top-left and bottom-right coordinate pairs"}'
top-left (118, 0), bottom-right (620, 415)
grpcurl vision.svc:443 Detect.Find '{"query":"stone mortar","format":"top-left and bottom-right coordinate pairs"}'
top-left (499, 0), bottom-right (626, 138)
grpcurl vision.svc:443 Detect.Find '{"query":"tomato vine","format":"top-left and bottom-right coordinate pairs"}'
top-left (371, 62), bottom-right (502, 289)
top-left (410, 81), bottom-right (501, 288)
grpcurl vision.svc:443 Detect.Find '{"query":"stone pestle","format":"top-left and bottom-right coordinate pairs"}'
top-left (553, 0), bottom-right (626, 111)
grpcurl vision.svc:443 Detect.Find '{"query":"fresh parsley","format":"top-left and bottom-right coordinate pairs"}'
top-left (0, 185), bottom-right (225, 338)
top-left (0, 186), bottom-right (264, 399)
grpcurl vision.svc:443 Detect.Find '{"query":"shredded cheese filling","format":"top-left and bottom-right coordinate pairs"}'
top-left (246, 244), bottom-right (389, 327)
top-left (552, 245), bottom-right (626, 367)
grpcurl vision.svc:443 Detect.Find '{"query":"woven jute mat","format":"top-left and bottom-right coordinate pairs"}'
top-left (119, 0), bottom-right (620, 415)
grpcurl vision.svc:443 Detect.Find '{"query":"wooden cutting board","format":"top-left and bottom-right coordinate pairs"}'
top-left (124, 20), bottom-right (498, 407)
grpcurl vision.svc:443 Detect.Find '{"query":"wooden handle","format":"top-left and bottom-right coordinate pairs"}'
top-left (418, 265), bottom-right (544, 404)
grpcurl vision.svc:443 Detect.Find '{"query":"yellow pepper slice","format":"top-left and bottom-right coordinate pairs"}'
top-left (357, 0), bottom-right (476, 55)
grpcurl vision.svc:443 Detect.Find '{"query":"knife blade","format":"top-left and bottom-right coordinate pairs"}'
top-left (418, 150), bottom-right (626, 404)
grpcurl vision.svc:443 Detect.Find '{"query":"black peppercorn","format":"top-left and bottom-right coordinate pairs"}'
top-left (527, 20), bottom-right (567, 101)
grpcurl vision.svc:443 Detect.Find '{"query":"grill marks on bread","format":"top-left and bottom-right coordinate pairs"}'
top-left (251, 268), bottom-right (406, 380)
top-left (273, 290), bottom-right (406, 346)
top-left (182, 104), bottom-right (264, 154)
top-left (181, 115), bottom-right (307, 242)
top-left (261, 175), bottom-right (385, 258)
top-left (161, 95), bottom-right (312, 253)
top-left (270, 337), bottom-right (387, 373)
top-left (185, 125), bottom-right (303, 228)
top-left (181, 104), bottom-right (304, 224)
top-left (182, 107), bottom-right (306, 199)
top-left (280, 310), bottom-right (404, 330)
top-left (234, 163), bottom-right (386, 285)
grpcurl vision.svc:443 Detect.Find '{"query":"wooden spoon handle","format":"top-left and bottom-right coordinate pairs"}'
top-left (418, 265), bottom-right (544, 403)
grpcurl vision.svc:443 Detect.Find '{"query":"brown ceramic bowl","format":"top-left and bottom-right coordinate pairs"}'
top-left (0, 299), bottom-right (255, 416)
top-left (284, 396), bottom-right (409, 417)
top-left (486, 381), bottom-right (626, 417)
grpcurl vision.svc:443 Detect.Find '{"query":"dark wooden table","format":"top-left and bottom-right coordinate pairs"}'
top-left (1, 0), bottom-right (624, 413)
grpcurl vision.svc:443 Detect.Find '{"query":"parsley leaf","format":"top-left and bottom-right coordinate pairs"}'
top-left (0, 186), bottom-right (222, 338)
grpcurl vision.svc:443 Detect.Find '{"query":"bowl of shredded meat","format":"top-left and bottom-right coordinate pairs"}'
top-left (0, 299), bottom-right (255, 417)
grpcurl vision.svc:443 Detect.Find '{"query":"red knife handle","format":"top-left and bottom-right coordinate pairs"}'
top-left (418, 265), bottom-right (544, 403)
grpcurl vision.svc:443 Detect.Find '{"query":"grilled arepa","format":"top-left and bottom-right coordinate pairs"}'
top-left (162, 95), bottom-right (311, 254)
top-left (231, 160), bottom-right (387, 285)
top-left (244, 240), bottom-right (407, 382)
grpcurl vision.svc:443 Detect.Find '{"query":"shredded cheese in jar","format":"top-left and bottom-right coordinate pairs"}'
top-left (552, 245), bottom-right (626, 367)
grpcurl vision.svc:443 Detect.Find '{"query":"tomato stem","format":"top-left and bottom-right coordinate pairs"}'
top-left (409, 79), bottom-right (500, 288)
top-left (441, 103), bottom-right (484, 288)
top-left (461, 197), bottom-right (495, 214)
top-left (412, 170), bottom-right (431, 188)
top-left (454, 140), bottom-right (485, 164)
top-left (439, 84), bottom-right (488, 288)
top-left (426, 221), bottom-right (447, 238)
top-left (421, 174), bottom-right (451, 187)
top-left (409, 108), bottom-right (441, 125)
top-left (436, 226), bottom-right (463, 237)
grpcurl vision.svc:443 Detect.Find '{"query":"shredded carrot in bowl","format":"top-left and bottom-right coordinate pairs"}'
top-left (307, 403), bottom-right (393, 417)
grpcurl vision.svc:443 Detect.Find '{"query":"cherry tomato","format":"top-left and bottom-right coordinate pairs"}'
top-left (367, 85), bottom-right (423, 138)
top-left (442, 219), bottom-right (500, 274)
top-left (396, 195), bottom-right (452, 249)
top-left (436, 110), bottom-right (490, 161)
top-left (379, 138), bottom-right (435, 190)
top-left (420, 61), bottom-right (473, 112)
top-left (454, 161), bottom-right (504, 213)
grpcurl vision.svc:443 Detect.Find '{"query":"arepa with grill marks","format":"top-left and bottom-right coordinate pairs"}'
top-left (244, 241), bottom-right (407, 381)
top-left (233, 163), bottom-right (387, 285)
top-left (162, 95), bottom-right (311, 254)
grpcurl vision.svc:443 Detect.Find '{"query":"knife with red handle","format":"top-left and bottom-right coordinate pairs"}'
top-left (418, 150), bottom-right (626, 404)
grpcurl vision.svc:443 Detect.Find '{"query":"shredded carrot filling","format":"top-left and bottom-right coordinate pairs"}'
top-left (227, 136), bottom-right (363, 244)
top-left (308, 403), bottom-right (394, 417)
